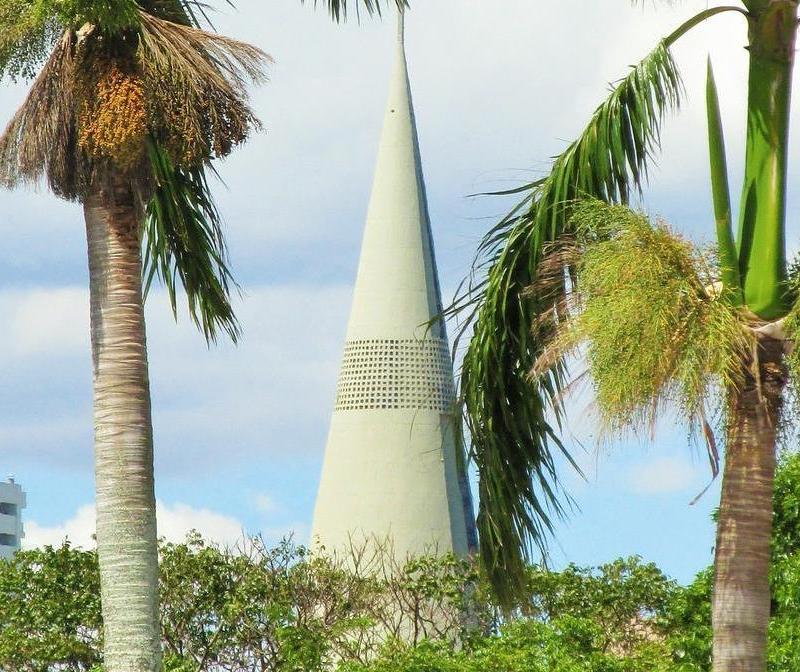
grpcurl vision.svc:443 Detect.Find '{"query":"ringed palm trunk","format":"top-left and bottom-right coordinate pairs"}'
top-left (84, 176), bottom-right (162, 672)
top-left (713, 338), bottom-right (786, 671)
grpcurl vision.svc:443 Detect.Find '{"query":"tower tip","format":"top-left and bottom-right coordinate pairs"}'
top-left (397, 6), bottom-right (405, 46)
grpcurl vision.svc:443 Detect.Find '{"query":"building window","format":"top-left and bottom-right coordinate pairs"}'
top-left (0, 534), bottom-right (16, 547)
top-left (0, 503), bottom-right (16, 516)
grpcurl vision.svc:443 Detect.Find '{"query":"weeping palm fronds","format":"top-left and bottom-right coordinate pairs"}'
top-left (143, 142), bottom-right (240, 343)
top-left (137, 10), bottom-right (267, 165)
top-left (533, 200), bottom-right (752, 438)
top-left (447, 40), bottom-right (682, 609)
top-left (0, 31), bottom-right (81, 196)
top-left (0, 5), bottom-right (270, 341)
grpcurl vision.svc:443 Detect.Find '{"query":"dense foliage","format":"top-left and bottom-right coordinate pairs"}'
top-left (0, 540), bottom-right (678, 672)
top-left (0, 530), bottom-right (789, 671)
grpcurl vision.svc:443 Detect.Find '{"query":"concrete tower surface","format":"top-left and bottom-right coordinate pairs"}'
top-left (312, 12), bottom-right (476, 560)
top-left (0, 478), bottom-right (26, 559)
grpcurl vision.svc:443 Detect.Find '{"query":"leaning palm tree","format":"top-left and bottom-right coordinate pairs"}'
top-left (0, 2), bottom-right (406, 670)
top-left (452, 2), bottom-right (797, 670)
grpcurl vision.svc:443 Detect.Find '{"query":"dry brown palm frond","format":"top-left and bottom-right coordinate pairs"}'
top-left (529, 325), bottom-right (580, 383)
top-left (526, 237), bottom-right (581, 305)
top-left (136, 10), bottom-right (271, 165)
top-left (0, 30), bottom-right (86, 198)
top-left (524, 236), bottom-right (585, 381)
top-left (525, 236), bottom-right (584, 334)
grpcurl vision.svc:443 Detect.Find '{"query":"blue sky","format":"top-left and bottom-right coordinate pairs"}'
top-left (1, 0), bottom-right (795, 585)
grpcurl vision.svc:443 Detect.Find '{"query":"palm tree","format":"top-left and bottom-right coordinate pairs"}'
top-left (451, 2), bottom-right (797, 671)
top-left (1, 3), bottom-right (269, 670)
top-left (0, 1), bottom-right (400, 670)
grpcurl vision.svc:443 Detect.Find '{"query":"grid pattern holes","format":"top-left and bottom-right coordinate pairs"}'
top-left (335, 338), bottom-right (456, 412)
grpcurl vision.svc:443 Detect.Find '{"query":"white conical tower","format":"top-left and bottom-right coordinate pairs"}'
top-left (311, 12), bottom-right (476, 560)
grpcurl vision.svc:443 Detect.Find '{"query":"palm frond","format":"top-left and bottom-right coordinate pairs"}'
top-left (451, 5), bottom-right (749, 609)
top-left (706, 57), bottom-right (741, 302)
top-left (549, 200), bottom-right (751, 434)
top-left (143, 140), bottom-right (240, 343)
top-left (0, 31), bottom-right (84, 198)
top-left (448, 41), bottom-right (683, 609)
top-left (302, 0), bottom-right (408, 22)
top-left (134, 9), bottom-right (269, 343)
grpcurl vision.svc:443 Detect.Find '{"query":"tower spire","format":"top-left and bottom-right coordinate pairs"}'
top-left (397, 6), bottom-right (405, 47)
top-left (311, 15), bottom-right (477, 560)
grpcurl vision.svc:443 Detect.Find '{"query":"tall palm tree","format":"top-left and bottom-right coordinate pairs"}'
top-left (0, 1), bottom-right (399, 671)
top-left (451, 2), bottom-right (797, 671)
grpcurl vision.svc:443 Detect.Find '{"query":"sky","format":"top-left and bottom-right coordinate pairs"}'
top-left (0, 0), bottom-right (795, 585)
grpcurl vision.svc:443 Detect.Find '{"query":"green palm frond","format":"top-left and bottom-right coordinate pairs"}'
top-left (451, 37), bottom-right (685, 611)
top-left (135, 9), bottom-right (267, 343)
top-left (303, 0), bottom-right (408, 22)
top-left (143, 141), bottom-right (240, 343)
top-left (706, 57), bottom-right (741, 303)
top-left (451, 5), bottom-right (747, 609)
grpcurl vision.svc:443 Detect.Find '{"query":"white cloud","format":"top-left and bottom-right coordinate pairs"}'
top-left (24, 504), bottom-right (97, 549)
top-left (157, 502), bottom-right (245, 546)
top-left (0, 283), bottom-right (350, 471)
top-left (23, 501), bottom-right (245, 550)
top-left (0, 287), bottom-right (87, 359)
top-left (627, 456), bottom-right (701, 495)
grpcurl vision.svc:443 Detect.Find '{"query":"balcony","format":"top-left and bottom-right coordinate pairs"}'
top-left (0, 513), bottom-right (18, 536)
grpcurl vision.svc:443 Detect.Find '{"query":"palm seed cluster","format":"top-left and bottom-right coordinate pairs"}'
top-left (78, 62), bottom-right (149, 168)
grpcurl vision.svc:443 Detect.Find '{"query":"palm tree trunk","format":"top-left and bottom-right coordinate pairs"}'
top-left (712, 337), bottom-right (786, 672)
top-left (84, 177), bottom-right (161, 672)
